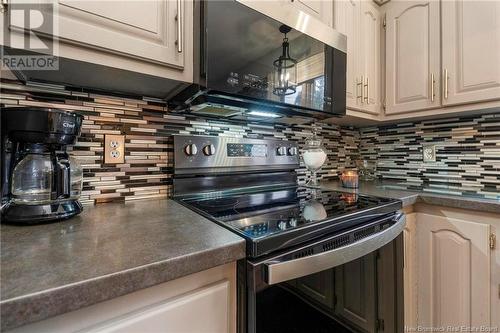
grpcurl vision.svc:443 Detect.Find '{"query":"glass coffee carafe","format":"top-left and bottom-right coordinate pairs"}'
top-left (11, 144), bottom-right (83, 205)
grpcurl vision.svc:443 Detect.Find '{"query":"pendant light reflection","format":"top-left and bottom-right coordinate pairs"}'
top-left (273, 25), bottom-right (298, 96)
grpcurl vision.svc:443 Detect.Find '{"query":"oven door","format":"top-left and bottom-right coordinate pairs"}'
top-left (239, 212), bottom-right (406, 333)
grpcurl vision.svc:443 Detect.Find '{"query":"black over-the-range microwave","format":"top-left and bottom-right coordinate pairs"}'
top-left (168, 0), bottom-right (347, 124)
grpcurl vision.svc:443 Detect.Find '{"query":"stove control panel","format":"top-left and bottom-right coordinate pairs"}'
top-left (174, 135), bottom-right (299, 173)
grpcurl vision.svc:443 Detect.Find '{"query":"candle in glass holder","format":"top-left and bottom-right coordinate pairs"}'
top-left (340, 170), bottom-right (359, 189)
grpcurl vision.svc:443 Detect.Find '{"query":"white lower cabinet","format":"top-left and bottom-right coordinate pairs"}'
top-left (83, 281), bottom-right (230, 333)
top-left (416, 213), bottom-right (490, 328)
top-left (403, 213), bottom-right (417, 329)
top-left (9, 263), bottom-right (236, 333)
top-left (404, 205), bottom-right (499, 331)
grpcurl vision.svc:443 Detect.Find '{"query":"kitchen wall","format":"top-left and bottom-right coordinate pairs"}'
top-left (0, 79), bottom-right (360, 205)
top-left (2, 79), bottom-right (498, 204)
top-left (360, 114), bottom-right (500, 199)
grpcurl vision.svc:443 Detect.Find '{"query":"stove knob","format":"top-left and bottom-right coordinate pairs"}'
top-left (203, 144), bottom-right (216, 156)
top-left (184, 143), bottom-right (198, 156)
top-left (277, 221), bottom-right (287, 230)
top-left (288, 147), bottom-right (298, 156)
top-left (277, 146), bottom-right (287, 156)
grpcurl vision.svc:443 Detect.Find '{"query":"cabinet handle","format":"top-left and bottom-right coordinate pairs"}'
top-left (0, 0), bottom-right (8, 13)
top-left (175, 0), bottom-right (183, 53)
top-left (444, 69), bottom-right (449, 99)
top-left (356, 76), bottom-right (364, 101)
top-left (431, 73), bottom-right (435, 102)
top-left (364, 76), bottom-right (369, 104)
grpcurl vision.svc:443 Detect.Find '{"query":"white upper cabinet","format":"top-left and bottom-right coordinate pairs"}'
top-left (292, 0), bottom-right (333, 27)
top-left (359, 0), bottom-right (381, 115)
top-left (333, 0), bottom-right (361, 110)
top-left (51, 0), bottom-right (184, 68)
top-left (385, 0), bottom-right (441, 115)
top-left (334, 0), bottom-right (381, 117)
top-left (4, 0), bottom-right (193, 82)
top-left (441, 0), bottom-right (500, 106)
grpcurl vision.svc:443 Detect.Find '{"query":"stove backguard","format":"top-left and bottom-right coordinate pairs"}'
top-left (173, 135), bottom-right (300, 198)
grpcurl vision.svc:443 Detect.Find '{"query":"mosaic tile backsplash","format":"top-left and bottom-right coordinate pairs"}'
top-left (360, 115), bottom-right (500, 199)
top-left (2, 79), bottom-right (499, 203)
top-left (0, 79), bottom-right (360, 205)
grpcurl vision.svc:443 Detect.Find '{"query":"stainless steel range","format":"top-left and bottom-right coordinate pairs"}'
top-left (173, 135), bottom-right (405, 333)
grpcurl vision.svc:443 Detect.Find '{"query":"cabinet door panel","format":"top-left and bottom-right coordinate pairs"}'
top-left (86, 281), bottom-right (230, 333)
top-left (491, 222), bottom-right (500, 330)
top-left (295, 269), bottom-right (335, 312)
top-left (385, 1), bottom-right (440, 114)
top-left (442, 0), bottom-right (500, 106)
top-left (11, 0), bottom-right (185, 68)
top-left (333, 0), bottom-right (360, 110)
top-left (403, 213), bottom-right (417, 330)
top-left (359, 0), bottom-right (381, 115)
top-left (416, 213), bottom-right (490, 328)
top-left (334, 253), bottom-right (377, 333)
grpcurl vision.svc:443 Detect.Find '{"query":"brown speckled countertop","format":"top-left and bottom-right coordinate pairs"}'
top-left (0, 199), bottom-right (245, 332)
top-left (321, 180), bottom-right (500, 213)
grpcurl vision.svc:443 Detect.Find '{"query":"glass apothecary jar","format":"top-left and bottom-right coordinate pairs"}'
top-left (302, 125), bottom-right (327, 187)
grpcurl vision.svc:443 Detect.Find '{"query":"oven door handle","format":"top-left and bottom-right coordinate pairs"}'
top-left (263, 213), bottom-right (406, 285)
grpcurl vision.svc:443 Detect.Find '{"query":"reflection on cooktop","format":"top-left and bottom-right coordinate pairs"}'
top-left (181, 187), bottom-right (395, 239)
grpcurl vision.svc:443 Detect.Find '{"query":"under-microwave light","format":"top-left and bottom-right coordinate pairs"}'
top-left (247, 110), bottom-right (281, 118)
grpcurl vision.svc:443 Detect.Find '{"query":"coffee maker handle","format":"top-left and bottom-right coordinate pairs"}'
top-left (55, 155), bottom-right (71, 199)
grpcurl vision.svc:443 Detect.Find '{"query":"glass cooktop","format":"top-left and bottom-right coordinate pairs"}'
top-left (179, 187), bottom-right (401, 242)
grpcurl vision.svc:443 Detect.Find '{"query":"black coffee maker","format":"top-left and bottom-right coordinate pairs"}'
top-left (1, 107), bottom-right (84, 224)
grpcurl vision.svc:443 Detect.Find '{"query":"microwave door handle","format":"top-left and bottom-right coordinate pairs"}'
top-left (263, 214), bottom-right (406, 285)
top-left (323, 47), bottom-right (334, 111)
